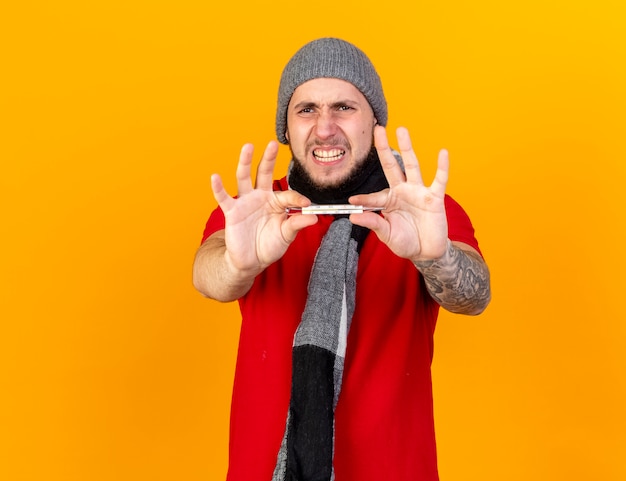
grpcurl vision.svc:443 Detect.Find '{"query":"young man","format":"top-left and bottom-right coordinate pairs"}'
top-left (193, 38), bottom-right (491, 481)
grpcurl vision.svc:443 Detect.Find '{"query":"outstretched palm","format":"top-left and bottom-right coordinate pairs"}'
top-left (212, 141), bottom-right (316, 275)
top-left (349, 126), bottom-right (449, 262)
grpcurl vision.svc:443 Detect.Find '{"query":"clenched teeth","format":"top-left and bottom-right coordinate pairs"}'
top-left (313, 149), bottom-right (345, 161)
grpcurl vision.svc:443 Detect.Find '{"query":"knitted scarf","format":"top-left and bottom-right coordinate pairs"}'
top-left (272, 149), bottom-right (389, 481)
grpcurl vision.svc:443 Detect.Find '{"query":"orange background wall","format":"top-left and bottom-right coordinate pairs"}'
top-left (1, 1), bottom-right (625, 480)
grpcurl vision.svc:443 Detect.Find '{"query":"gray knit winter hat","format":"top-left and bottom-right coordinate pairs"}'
top-left (275, 37), bottom-right (387, 144)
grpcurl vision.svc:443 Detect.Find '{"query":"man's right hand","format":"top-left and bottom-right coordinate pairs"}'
top-left (193, 141), bottom-right (317, 301)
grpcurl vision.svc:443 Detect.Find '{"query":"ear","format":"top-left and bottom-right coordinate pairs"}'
top-left (285, 130), bottom-right (290, 142)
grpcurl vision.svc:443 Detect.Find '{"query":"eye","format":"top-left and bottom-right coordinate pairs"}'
top-left (296, 105), bottom-right (316, 115)
top-left (337, 105), bottom-right (352, 111)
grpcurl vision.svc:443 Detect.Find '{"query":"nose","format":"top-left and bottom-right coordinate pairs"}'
top-left (314, 110), bottom-right (337, 140)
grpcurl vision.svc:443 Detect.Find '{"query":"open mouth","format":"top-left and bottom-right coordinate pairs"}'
top-left (313, 148), bottom-right (345, 162)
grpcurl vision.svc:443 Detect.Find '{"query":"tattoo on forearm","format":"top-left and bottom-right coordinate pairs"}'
top-left (414, 242), bottom-right (491, 315)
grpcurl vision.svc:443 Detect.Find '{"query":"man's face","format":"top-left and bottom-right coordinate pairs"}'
top-left (285, 78), bottom-right (377, 189)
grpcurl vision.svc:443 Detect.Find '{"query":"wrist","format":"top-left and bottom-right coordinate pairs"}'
top-left (223, 250), bottom-right (263, 287)
top-left (412, 239), bottom-right (453, 271)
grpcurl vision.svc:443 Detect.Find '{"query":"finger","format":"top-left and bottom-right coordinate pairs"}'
top-left (255, 140), bottom-right (280, 190)
top-left (348, 190), bottom-right (390, 208)
top-left (211, 173), bottom-right (235, 212)
top-left (276, 189), bottom-right (312, 209)
top-left (430, 149), bottom-right (449, 195)
top-left (236, 143), bottom-right (255, 196)
top-left (349, 211), bottom-right (389, 239)
top-left (395, 127), bottom-right (424, 185)
top-left (374, 126), bottom-right (407, 187)
top-left (282, 214), bottom-right (319, 243)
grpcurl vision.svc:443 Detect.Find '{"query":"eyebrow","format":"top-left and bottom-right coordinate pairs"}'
top-left (291, 99), bottom-right (361, 111)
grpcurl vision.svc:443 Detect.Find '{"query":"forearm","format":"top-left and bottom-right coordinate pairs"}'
top-left (192, 233), bottom-right (257, 302)
top-left (413, 240), bottom-right (491, 315)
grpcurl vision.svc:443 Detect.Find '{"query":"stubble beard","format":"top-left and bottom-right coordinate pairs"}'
top-left (288, 145), bottom-right (377, 197)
